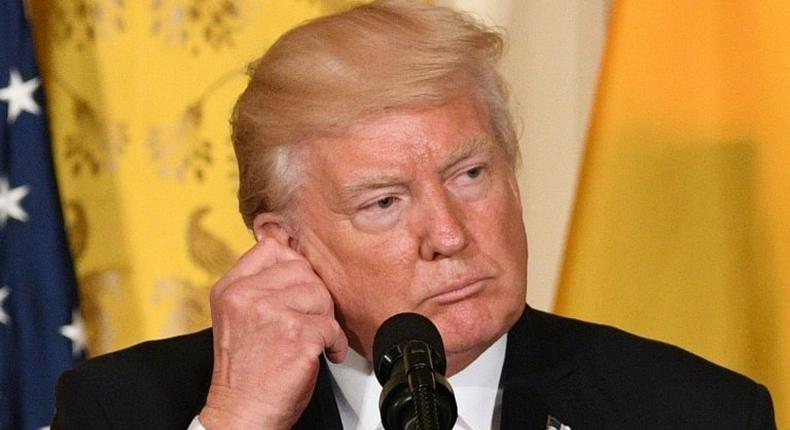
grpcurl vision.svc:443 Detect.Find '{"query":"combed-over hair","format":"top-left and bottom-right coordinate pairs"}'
top-left (231, 0), bottom-right (518, 228)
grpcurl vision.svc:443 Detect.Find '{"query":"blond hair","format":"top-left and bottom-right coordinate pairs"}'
top-left (231, 0), bottom-right (518, 228)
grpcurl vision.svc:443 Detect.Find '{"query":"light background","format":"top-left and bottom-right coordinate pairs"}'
top-left (437, 0), bottom-right (612, 311)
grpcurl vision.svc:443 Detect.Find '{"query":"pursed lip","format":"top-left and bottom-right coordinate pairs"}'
top-left (426, 275), bottom-right (494, 305)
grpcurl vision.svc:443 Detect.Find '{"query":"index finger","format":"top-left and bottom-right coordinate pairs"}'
top-left (219, 236), bottom-right (308, 289)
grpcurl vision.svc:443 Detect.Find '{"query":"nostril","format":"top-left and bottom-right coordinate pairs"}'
top-left (419, 219), bottom-right (469, 261)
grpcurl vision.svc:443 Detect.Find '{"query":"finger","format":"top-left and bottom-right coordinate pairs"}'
top-left (307, 314), bottom-right (348, 363)
top-left (277, 282), bottom-right (334, 316)
top-left (226, 260), bottom-right (318, 291)
top-left (220, 273), bottom-right (334, 317)
top-left (217, 239), bottom-right (307, 289)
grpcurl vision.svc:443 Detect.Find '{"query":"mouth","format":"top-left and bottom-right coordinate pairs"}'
top-left (426, 276), bottom-right (493, 305)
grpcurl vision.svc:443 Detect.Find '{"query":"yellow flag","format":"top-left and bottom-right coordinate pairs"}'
top-left (29, 1), bottom-right (358, 355)
top-left (557, 1), bottom-right (789, 426)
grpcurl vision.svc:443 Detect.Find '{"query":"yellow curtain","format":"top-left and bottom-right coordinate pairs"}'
top-left (29, 0), bottom-right (358, 356)
top-left (557, 1), bottom-right (790, 427)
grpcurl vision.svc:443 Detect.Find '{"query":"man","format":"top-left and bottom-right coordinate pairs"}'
top-left (52, 1), bottom-right (776, 429)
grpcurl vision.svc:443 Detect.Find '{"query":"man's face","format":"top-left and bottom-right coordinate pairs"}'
top-left (289, 95), bottom-right (527, 373)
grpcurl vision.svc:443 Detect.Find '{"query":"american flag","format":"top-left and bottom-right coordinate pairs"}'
top-left (0, 1), bottom-right (84, 429)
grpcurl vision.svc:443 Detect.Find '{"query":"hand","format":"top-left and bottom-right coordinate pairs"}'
top-left (198, 225), bottom-right (348, 429)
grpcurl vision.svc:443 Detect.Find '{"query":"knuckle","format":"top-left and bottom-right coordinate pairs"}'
top-left (308, 284), bottom-right (333, 312)
top-left (319, 295), bottom-right (334, 315)
top-left (214, 282), bottom-right (274, 317)
top-left (222, 285), bottom-right (246, 307)
top-left (303, 342), bottom-right (323, 358)
top-left (329, 318), bottom-right (342, 336)
top-left (279, 315), bottom-right (306, 341)
top-left (209, 278), bottom-right (230, 302)
top-left (286, 259), bottom-right (313, 274)
top-left (294, 283), bottom-right (332, 316)
top-left (209, 286), bottom-right (221, 304)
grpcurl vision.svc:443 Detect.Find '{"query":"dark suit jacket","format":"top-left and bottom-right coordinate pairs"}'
top-left (52, 309), bottom-right (776, 429)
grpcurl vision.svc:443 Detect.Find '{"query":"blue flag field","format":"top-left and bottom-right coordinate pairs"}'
top-left (1, 0), bottom-right (84, 428)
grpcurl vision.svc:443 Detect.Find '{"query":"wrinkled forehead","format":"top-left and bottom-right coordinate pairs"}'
top-left (304, 97), bottom-right (497, 173)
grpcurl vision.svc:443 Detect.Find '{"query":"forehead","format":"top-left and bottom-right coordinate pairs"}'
top-left (304, 96), bottom-right (495, 180)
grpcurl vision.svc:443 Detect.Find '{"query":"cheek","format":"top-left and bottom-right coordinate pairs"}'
top-left (471, 179), bottom-right (523, 241)
top-left (309, 229), bottom-right (422, 354)
top-left (304, 224), bottom-right (419, 305)
top-left (467, 177), bottom-right (528, 296)
top-left (344, 235), bottom-right (417, 298)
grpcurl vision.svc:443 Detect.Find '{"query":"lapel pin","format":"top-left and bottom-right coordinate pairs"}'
top-left (547, 415), bottom-right (571, 430)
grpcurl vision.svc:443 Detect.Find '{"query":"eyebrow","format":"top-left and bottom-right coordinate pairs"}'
top-left (338, 136), bottom-right (495, 200)
top-left (438, 136), bottom-right (494, 174)
top-left (340, 174), bottom-right (407, 198)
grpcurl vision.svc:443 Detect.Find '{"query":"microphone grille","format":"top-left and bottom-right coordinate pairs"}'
top-left (372, 312), bottom-right (445, 383)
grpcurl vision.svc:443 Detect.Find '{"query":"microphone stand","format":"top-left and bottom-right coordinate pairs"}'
top-left (403, 342), bottom-right (441, 430)
top-left (374, 313), bottom-right (457, 430)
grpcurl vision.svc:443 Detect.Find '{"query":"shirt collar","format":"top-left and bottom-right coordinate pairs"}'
top-left (327, 334), bottom-right (507, 429)
top-left (450, 334), bottom-right (507, 430)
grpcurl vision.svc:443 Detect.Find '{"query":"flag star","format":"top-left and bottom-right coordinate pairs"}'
top-left (0, 176), bottom-right (30, 228)
top-left (0, 68), bottom-right (41, 124)
top-left (0, 286), bottom-right (10, 325)
top-left (59, 309), bottom-right (86, 356)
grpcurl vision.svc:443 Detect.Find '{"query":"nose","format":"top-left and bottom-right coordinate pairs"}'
top-left (418, 187), bottom-right (470, 261)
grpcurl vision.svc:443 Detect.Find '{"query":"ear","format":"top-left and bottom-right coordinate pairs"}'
top-left (252, 213), bottom-right (293, 248)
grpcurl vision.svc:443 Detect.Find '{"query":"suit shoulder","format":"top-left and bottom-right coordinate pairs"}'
top-left (53, 329), bottom-right (213, 429)
top-left (529, 310), bottom-right (760, 386)
top-left (529, 311), bottom-right (775, 427)
top-left (63, 328), bottom-right (212, 386)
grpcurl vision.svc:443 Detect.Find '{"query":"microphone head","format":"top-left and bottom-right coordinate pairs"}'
top-left (372, 312), bottom-right (446, 384)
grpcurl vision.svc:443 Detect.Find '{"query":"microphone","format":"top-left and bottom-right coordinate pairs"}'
top-left (372, 313), bottom-right (457, 430)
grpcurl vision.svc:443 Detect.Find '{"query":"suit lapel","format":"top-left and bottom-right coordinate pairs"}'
top-left (500, 308), bottom-right (607, 430)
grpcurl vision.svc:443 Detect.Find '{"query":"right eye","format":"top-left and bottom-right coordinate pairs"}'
top-left (374, 196), bottom-right (396, 210)
top-left (352, 194), bottom-right (405, 233)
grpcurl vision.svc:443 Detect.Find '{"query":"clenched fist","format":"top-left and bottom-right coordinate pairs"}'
top-left (198, 224), bottom-right (348, 429)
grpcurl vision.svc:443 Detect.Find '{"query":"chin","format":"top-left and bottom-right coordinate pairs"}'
top-left (429, 296), bottom-right (523, 358)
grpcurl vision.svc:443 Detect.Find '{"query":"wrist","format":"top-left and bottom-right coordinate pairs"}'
top-left (199, 386), bottom-right (291, 430)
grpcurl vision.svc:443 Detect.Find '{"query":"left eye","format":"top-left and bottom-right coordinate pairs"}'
top-left (465, 166), bottom-right (483, 178)
top-left (376, 196), bottom-right (396, 209)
